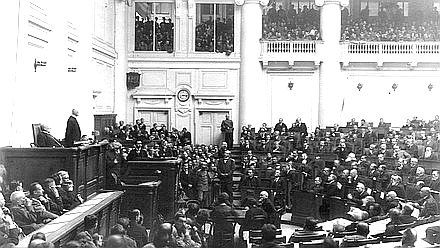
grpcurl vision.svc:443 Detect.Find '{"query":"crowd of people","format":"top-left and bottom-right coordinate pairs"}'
top-left (262, 3), bottom-right (440, 42)
top-left (135, 16), bottom-right (174, 52)
top-left (262, 4), bottom-right (320, 41)
top-left (12, 113), bottom-right (440, 247)
top-left (341, 18), bottom-right (440, 42)
top-left (0, 169), bottom-right (86, 246)
top-left (195, 17), bottom-right (234, 55)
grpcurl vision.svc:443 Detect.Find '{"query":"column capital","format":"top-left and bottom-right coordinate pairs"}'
top-left (315, 0), bottom-right (349, 7)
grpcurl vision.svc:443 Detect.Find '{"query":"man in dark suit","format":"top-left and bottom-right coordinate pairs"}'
top-left (221, 114), bottom-right (234, 149)
top-left (429, 170), bottom-right (440, 191)
top-left (217, 150), bottom-right (235, 202)
top-left (274, 118), bottom-right (287, 133)
top-left (416, 187), bottom-right (439, 217)
top-left (37, 124), bottom-right (62, 147)
top-left (64, 109), bottom-right (81, 147)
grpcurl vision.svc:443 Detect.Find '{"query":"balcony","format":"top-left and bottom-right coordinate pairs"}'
top-left (259, 40), bottom-right (321, 68)
top-left (260, 40), bottom-right (440, 67)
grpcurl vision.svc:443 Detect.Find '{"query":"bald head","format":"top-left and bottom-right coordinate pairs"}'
top-left (72, 109), bottom-right (79, 116)
top-left (386, 191), bottom-right (397, 200)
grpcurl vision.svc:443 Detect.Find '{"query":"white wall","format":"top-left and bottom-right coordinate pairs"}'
top-left (0, 0), bottom-right (125, 147)
top-left (342, 70), bottom-right (440, 126)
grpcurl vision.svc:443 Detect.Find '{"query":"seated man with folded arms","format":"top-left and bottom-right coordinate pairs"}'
top-left (9, 191), bottom-right (48, 234)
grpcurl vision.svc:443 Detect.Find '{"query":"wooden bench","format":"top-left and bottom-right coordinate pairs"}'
top-left (16, 190), bottom-right (123, 248)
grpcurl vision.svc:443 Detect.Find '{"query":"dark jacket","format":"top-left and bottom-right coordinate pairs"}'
top-left (65, 116), bottom-right (81, 147)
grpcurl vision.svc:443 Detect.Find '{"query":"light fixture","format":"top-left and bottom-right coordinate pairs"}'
top-left (288, 81), bottom-right (294, 90)
top-left (428, 83), bottom-right (434, 91)
top-left (357, 83), bottom-right (363, 91)
top-left (392, 83), bottom-right (398, 91)
top-left (34, 59), bottom-right (47, 72)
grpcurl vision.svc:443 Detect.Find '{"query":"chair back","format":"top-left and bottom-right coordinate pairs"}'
top-left (343, 237), bottom-right (380, 247)
top-left (299, 240), bottom-right (326, 248)
top-left (381, 235), bottom-right (403, 243)
top-left (32, 123), bottom-right (42, 146)
top-left (289, 231), bottom-right (327, 243)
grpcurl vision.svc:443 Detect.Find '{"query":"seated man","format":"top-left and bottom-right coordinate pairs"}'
top-left (347, 182), bottom-right (370, 207)
top-left (58, 179), bottom-right (83, 210)
top-left (342, 222), bottom-right (370, 241)
top-left (256, 224), bottom-right (281, 248)
top-left (37, 124), bottom-right (63, 147)
top-left (259, 191), bottom-right (279, 228)
top-left (382, 191), bottom-right (401, 213)
top-left (9, 191), bottom-right (46, 234)
top-left (240, 198), bottom-right (267, 234)
top-left (210, 193), bottom-right (237, 248)
top-left (400, 228), bottom-right (417, 248)
top-left (399, 204), bottom-right (417, 224)
top-left (172, 212), bottom-right (202, 248)
top-left (41, 178), bottom-right (64, 215)
top-left (76, 214), bottom-right (102, 247)
top-left (0, 193), bottom-right (21, 246)
top-left (29, 182), bottom-right (62, 217)
top-left (126, 209), bottom-right (148, 248)
top-left (127, 141), bottom-right (149, 160)
top-left (429, 170), bottom-right (440, 191)
top-left (415, 187), bottom-right (438, 218)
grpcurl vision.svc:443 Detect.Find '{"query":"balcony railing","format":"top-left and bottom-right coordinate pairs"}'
top-left (261, 40), bottom-right (317, 54)
top-left (260, 40), bottom-right (440, 64)
top-left (346, 42), bottom-right (440, 54)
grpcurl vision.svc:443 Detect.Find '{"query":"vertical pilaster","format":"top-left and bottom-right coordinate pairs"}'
top-left (238, 0), bottom-right (266, 127)
top-left (316, 0), bottom-right (347, 126)
top-left (114, 0), bottom-right (128, 121)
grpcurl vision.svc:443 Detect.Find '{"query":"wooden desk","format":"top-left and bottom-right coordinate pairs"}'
top-left (122, 160), bottom-right (180, 221)
top-left (0, 142), bottom-right (108, 200)
top-left (16, 191), bottom-right (123, 248)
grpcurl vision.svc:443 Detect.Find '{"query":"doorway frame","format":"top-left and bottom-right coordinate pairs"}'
top-left (134, 107), bottom-right (172, 130)
top-left (194, 108), bottom-right (232, 145)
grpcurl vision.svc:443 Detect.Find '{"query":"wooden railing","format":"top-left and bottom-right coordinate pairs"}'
top-left (16, 191), bottom-right (123, 248)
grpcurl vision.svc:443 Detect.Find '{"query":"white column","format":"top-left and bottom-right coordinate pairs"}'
top-left (316, 0), bottom-right (347, 127)
top-left (114, 0), bottom-right (128, 121)
top-left (239, 0), bottom-right (267, 128)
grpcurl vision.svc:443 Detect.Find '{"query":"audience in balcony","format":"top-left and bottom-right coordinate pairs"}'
top-left (195, 17), bottom-right (234, 55)
top-left (262, 3), bottom-right (320, 41)
top-left (135, 16), bottom-right (174, 52)
top-left (262, 2), bottom-right (440, 42)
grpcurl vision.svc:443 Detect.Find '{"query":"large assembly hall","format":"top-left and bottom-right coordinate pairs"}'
top-left (1, 0), bottom-right (440, 247)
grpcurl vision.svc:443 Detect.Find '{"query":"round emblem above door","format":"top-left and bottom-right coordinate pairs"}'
top-left (177, 89), bottom-right (190, 102)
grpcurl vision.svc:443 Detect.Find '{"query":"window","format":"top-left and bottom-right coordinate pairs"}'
top-left (195, 4), bottom-right (234, 54)
top-left (361, 2), bottom-right (378, 17)
top-left (135, 2), bottom-right (174, 52)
